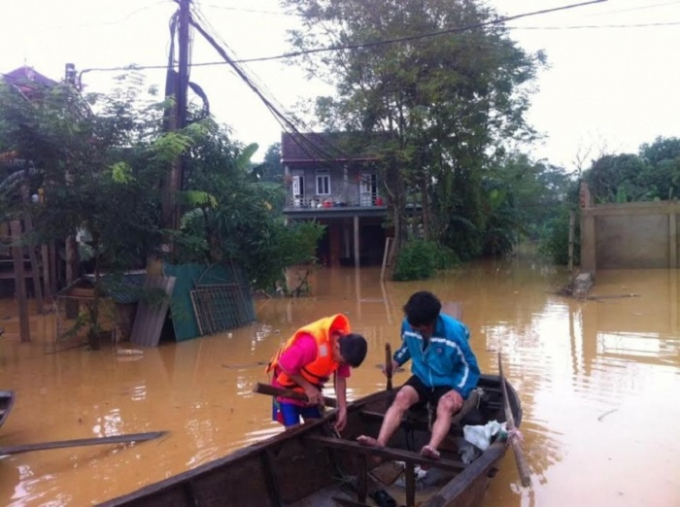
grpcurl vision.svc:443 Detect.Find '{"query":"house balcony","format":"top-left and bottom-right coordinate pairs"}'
top-left (283, 194), bottom-right (387, 219)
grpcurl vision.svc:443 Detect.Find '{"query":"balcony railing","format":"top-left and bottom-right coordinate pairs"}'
top-left (286, 194), bottom-right (386, 209)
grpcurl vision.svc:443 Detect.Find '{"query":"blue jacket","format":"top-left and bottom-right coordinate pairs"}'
top-left (394, 313), bottom-right (480, 399)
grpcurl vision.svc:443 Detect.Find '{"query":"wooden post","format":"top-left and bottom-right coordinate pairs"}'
top-left (48, 242), bottom-right (58, 295)
top-left (65, 235), bottom-right (78, 285)
top-left (37, 188), bottom-right (52, 298)
top-left (385, 343), bottom-right (393, 391)
top-left (405, 463), bottom-right (416, 506)
top-left (10, 220), bottom-right (30, 342)
top-left (21, 184), bottom-right (44, 313)
top-left (329, 222), bottom-right (341, 267)
top-left (568, 210), bottom-right (575, 271)
top-left (380, 237), bottom-right (392, 281)
top-left (579, 181), bottom-right (596, 273)
top-left (353, 215), bottom-right (360, 268)
top-left (41, 244), bottom-right (52, 299)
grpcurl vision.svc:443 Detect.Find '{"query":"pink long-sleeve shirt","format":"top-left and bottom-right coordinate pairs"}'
top-left (273, 333), bottom-right (350, 406)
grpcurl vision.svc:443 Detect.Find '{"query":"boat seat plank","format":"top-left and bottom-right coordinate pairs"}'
top-left (304, 435), bottom-right (466, 472)
top-left (331, 498), bottom-right (372, 507)
top-left (358, 410), bottom-right (464, 436)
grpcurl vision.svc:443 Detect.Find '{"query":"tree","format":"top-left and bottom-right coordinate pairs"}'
top-left (179, 124), bottom-right (324, 292)
top-left (258, 142), bottom-right (284, 184)
top-left (0, 75), bottom-right (192, 349)
top-left (583, 154), bottom-right (647, 203)
top-left (638, 137), bottom-right (680, 200)
top-left (284, 0), bottom-right (544, 260)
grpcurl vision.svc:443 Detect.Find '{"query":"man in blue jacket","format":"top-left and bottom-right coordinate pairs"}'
top-left (358, 291), bottom-right (480, 459)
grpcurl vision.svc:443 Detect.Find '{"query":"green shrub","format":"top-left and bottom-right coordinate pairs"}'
top-left (538, 208), bottom-right (580, 266)
top-left (392, 240), bottom-right (460, 281)
top-left (434, 245), bottom-right (461, 269)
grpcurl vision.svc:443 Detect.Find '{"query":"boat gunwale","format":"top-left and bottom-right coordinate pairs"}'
top-left (97, 390), bottom-right (387, 506)
top-left (98, 376), bottom-right (521, 507)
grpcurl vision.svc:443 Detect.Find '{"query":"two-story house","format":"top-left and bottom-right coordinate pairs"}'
top-left (281, 132), bottom-right (389, 267)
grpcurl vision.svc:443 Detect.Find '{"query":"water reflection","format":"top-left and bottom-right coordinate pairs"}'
top-left (0, 261), bottom-right (678, 506)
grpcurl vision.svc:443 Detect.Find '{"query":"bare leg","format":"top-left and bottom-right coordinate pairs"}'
top-left (358, 386), bottom-right (419, 447)
top-left (421, 390), bottom-right (463, 459)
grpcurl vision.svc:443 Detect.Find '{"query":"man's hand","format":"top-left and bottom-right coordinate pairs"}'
top-left (304, 386), bottom-right (323, 406)
top-left (334, 407), bottom-right (348, 432)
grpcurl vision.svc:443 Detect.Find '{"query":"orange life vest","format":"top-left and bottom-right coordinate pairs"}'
top-left (266, 314), bottom-right (350, 391)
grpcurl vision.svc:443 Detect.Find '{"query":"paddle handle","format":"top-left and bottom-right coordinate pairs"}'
top-left (385, 343), bottom-right (393, 391)
top-left (252, 382), bottom-right (338, 408)
top-left (498, 352), bottom-right (532, 488)
top-left (0, 431), bottom-right (166, 456)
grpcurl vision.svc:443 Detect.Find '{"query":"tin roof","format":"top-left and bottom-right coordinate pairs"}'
top-left (59, 271), bottom-right (146, 304)
top-left (2, 66), bottom-right (57, 88)
top-left (281, 132), bottom-right (386, 164)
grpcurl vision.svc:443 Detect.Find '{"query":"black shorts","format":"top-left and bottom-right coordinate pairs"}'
top-left (403, 375), bottom-right (453, 408)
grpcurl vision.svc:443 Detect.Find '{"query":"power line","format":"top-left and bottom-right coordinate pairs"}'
top-left (80, 0), bottom-right (608, 77)
top-left (79, 18), bottom-right (679, 78)
top-left (513, 21), bottom-right (680, 30)
top-left (201, 4), bottom-right (294, 16)
top-left (188, 13), bottom-right (346, 163)
top-left (189, 2), bottom-right (375, 164)
top-left (242, 0), bottom-right (609, 60)
top-left (33, 0), bottom-right (172, 36)
top-left (584, 0), bottom-right (680, 17)
top-left (192, 3), bottom-right (283, 112)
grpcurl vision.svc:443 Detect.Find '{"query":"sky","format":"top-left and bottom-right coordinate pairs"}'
top-left (1, 0), bottom-right (680, 169)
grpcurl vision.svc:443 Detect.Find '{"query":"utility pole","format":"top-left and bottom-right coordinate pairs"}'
top-left (152, 0), bottom-right (191, 276)
top-left (177, 0), bottom-right (190, 138)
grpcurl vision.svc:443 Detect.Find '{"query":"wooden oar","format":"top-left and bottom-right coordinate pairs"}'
top-left (0, 431), bottom-right (167, 456)
top-left (252, 382), bottom-right (338, 408)
top-left (385, 343), bottom-right (393, 391)
top-left (498, 352), bottom-right (532, 487)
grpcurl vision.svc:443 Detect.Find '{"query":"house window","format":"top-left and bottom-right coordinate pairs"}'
top-left (316, 170), bottom-right (331, 195)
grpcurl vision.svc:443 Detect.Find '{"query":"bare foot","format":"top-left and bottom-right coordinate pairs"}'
top-left (357, 435), bottom-right (385, 467)
top-left (420, 445), bottom-right (440, 460)
top-left (357, 435), bottom-right (382, 447)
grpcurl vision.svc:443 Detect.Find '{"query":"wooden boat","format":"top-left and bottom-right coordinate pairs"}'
top-left (0, 390), bottom-right (15, 429)
top-left (99, 374), bottom-right (521, 507)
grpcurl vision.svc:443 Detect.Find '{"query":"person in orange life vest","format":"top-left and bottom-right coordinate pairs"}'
top-left (267, 314), bottom-right (367, 431)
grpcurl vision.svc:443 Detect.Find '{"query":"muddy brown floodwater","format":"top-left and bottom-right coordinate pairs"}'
top-left (0, 258), bottom-right (678, 506)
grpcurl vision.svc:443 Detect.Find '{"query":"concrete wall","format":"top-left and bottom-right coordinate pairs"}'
top-left (581, 198), bottom-right (680, 272)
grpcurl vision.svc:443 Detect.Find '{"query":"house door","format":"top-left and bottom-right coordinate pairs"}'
top-left (292, 175), bottom-right (304, 206)
top-left (360, 173), bottom-right (377, 206)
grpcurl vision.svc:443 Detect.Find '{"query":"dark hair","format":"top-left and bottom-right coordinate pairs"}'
top-left (403, 291), bottom-right (441, 327)
top-left (338, 333), bottom-right (368, 368)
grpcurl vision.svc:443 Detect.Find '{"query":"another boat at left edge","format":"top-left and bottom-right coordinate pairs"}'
top-left (0, 391), bottom-right (15, 429)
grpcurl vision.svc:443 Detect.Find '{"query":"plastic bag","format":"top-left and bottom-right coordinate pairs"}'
top-left (463, 420), bottom-right (507, 451)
